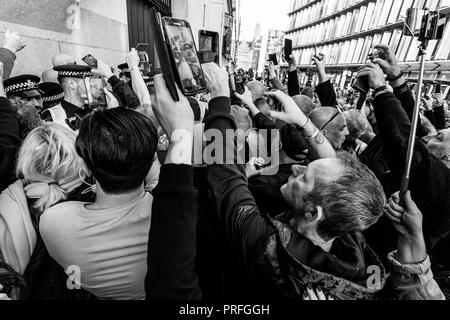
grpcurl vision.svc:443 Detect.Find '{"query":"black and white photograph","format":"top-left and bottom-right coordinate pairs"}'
top-left (0, 0), bottom-right (450, 316)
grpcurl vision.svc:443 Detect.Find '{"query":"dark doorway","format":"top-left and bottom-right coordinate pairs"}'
top-left (126, 0), bottom-right (171, 67)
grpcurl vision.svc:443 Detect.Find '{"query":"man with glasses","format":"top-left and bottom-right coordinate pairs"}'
top-left (309, 106), bottom-right (349, 151)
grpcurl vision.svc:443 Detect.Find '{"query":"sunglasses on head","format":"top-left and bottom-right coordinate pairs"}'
top-left (320, 106), bottom-right (343, 131)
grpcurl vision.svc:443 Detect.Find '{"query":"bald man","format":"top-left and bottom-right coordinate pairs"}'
top-left (52, 54), bottom-right (76, 67)
top-left (293, 95), bottom-right (315, 116)
top-left (41, 69), bottom-right (59, 83)
top-left (246, 80), bottom-right (266, 101)
top-left (309, 107), bottom-right (349, 150)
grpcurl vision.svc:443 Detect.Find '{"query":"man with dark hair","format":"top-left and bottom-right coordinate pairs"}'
top-left (75, 108), bottom-right (158, 193)
top-left (40, 108), bottom-right (159, 300)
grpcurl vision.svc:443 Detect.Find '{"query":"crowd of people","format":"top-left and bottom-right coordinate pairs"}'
top-left (0, 26), bottom-right (449, 301)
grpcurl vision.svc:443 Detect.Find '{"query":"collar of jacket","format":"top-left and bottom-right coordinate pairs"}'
top-left (258, 212), bottom-right (388, 300)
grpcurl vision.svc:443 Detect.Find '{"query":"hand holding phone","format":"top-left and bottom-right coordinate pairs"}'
top-left (234, 74), bottom-right (245, 95)
top-left (268, 53), bottom-right (278, 66)
top-left (95, 59), bottom-right (114, 79)
top-left (136, 43), bottom-right (151, 73)
top-left (82, 54), bottom-right (98, 69)
top-left (284, 39), bottom-right (292, 60)
top-left (150, 8), bottom-right (179, 101)
top-left (126, 48), bottom-right (141, 70)
top-left (162, 17), bottom-right (207, 96)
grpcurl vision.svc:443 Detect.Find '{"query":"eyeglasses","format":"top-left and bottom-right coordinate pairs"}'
top-left (320, 106), bottom-right (343, 131)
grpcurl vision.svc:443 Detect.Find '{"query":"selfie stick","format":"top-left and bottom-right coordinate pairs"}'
top-left (399, 24), bottom-right (428, 200)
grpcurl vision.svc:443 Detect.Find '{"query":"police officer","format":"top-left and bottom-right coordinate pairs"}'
top-left (4, 74), bottom-right (43, 112)
top-left (53, 64), bottom-right (93, 130)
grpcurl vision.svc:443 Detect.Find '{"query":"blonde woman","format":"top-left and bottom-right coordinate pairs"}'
top-left (0, 122), bottom-right (93, 299)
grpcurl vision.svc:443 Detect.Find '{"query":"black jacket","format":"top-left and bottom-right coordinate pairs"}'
top-left (425, 106), bottom-right (446, 131)
top-left (372, 92), bottom-right (450, 257)
top-left (146, 165), bottom-right (200, 300)
top-left (315, 80), bottom-right (337, 107)
top-left (0, 48), bottom-right (16, 80)
top-left (0, 97), bottom-right (20, 192)
top-left (107, 76), bottom-right (140, 109)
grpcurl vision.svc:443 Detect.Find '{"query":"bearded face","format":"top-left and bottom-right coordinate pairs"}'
top-left (10, 97), bottom-right (43, 139)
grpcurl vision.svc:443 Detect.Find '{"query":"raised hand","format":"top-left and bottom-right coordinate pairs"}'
top-left (373, 44), bottom-right (401, 78)
top-left (234, 86), bottom-right (254, 107)
top-left (265, 90), bottom-right (307, 126)
top-left (287, 54), bottom-right (298, 73)
top-left (153, 75), bottom-right (194, 165)
top-left (385, 191), bottom-right (423, 238)
top-left (312, 53), bottom-right (326, 74)
top-left (126, 48), bottom-right (140, 70)
top-left (202, 62), bottom-right (230, 99)
top-left (94, 59), bottom-right (114, 80)
top-left (153, 74), bottom-right (193, 138)
top-left (356, 62), bottom-right (387, 91)
top-left (267, 61), bottom-right (277, 79)
top-left (3, 29), bottom-right (26, 54)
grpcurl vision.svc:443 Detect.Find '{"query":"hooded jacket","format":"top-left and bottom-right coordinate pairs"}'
top-left (0, 180), bottom-right (37, 274)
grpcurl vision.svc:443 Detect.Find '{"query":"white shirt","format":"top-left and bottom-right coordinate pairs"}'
top-left (40, 192), bottom-right (153, 300)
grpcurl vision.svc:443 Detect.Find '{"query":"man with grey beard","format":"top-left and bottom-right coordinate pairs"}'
top-left (4, 74), bottom-right (43, 139)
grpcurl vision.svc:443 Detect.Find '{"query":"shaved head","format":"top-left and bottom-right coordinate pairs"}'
top-left (309, 107), bottom-right (349, 150)
top-left (41, 69), bottom-right (59, 83)
top-left (293, 95), bottom-right (315, 115)
top-left (52, 54), bottom-right (76, 67)
top-left (246, 80), bottom-right (266, 101)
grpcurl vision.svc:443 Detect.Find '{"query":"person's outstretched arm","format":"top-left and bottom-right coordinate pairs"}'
top-left (287, 54), bottom-right (301, 96)
top-left (373, 44), bottom-right (428, 137)
top-left (202, 63), bottom-right (275, 267)
top-left (96, 59), bottom-right (140, 109)
top-left (385, 191), bottom-right (444, 300)
top-left (0, 62), bottom-right (21, 192)
top-left (265, 90), bottom-right (336, 160)
top-left (268, 61), bottom-right (285, 92)
top-left (0, 30), bottom-right (25, 80)
top-left (145, 75), bottom-right (200, 300)
top-left (358, 62), bottom-right (428, 173)
top-left (432, 93), bottom-right (447, 131)
top-left (312, 54), bottom-right (337, 107)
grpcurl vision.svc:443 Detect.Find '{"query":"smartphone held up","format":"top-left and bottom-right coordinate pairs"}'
top-left (150, 7), bottom-right (207, 101)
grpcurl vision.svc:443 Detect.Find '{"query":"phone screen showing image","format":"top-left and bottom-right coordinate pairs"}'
top-left (82, 54), bottom-right (98, 69)
top-left (268, 53), bottom-right (278, 66)
top-left (163, 19), bottom-right (207, 95)
top-left (84, 77), bottom-right (107, 109)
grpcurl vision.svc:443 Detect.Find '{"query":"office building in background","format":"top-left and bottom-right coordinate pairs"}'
top-left (286, 0), bottom-right (450, 97)
top-left (265, 29), bottom-right (286, 65)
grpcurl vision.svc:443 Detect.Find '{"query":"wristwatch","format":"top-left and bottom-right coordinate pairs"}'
top-left (374, 85), bottom-right (388, 95)
top-left (386, 71), bottom-right (404, 82)
top-left (374, 85), bottom-right (389, 98)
